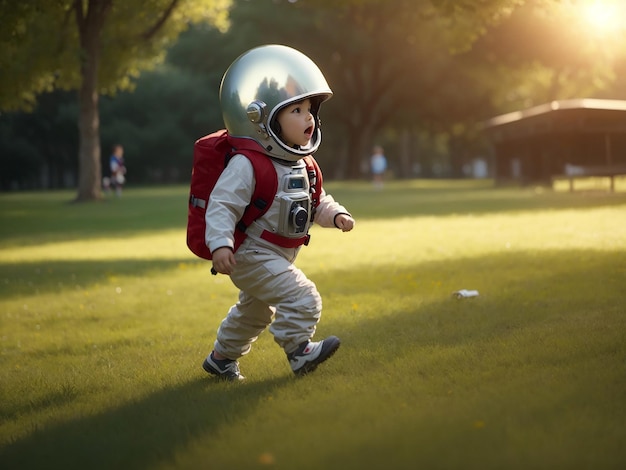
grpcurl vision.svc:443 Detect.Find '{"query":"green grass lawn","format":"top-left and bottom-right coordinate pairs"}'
top-left (1, 180), bottom-right (625, 469)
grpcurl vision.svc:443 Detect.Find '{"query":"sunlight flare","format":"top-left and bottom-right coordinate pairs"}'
top-left (581, 0), bottom-right (624, 33)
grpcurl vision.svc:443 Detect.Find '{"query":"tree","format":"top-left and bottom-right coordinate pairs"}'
top-left (465, 0), bottom-right (626, 111)
top-left (0, 90), bottom-right (78, 190)
top-left (6, 0), bottom-right (623, 186)
top-left (0, 0), bottom-right (230, 201)
top-left (218, 0), bottom-right (527, 178)
top-left (281, 0), bottom-right (626, 178)
top-left (99, 65), bottom-right (218, 184)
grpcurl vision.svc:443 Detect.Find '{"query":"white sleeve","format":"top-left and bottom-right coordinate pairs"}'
top-left (313, 188), bottom-right (350, 228)
top-left (205, 155), bottom-right (255, 252)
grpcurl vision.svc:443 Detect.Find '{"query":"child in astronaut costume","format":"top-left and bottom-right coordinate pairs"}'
top-left (203, 45), bottom-right (355, 381)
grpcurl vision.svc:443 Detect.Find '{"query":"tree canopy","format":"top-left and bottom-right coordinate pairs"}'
top-left (0, 0), bottom-right (230, 200)
top-left (2, 0), bottom-right (626, 188)
top-left (0, 0), bottom-right (230, 111)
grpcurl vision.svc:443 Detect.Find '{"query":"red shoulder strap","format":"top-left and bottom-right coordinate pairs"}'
top-left (238, 151), bottom-right (278, 228)
top-left (226, 135), bottom-right (278, 251)
top-left (224, 135), bottom-right (322, 252)
top-left (303, 155), bottom-right (323, 209)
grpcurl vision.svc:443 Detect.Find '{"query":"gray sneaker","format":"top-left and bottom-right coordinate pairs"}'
top-left (202, 352), bottom-right (245, 381)
top-left (287, 336), bottom-right (340, 376)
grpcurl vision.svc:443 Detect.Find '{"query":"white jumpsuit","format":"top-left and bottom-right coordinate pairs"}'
top-left (205, 154), bottom-right (350, 358)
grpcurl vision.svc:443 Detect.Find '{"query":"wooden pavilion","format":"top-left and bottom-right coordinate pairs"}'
top-left (483, 99), bottom-right (626, 187)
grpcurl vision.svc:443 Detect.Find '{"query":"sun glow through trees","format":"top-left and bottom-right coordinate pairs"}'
top-left (581, 0), bottom-right (625, 34)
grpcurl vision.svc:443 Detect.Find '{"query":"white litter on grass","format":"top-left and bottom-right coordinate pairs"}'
top-left (452, 289), bottom-right (479, 299)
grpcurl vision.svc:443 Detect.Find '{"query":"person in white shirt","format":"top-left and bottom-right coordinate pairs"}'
top-left (370, 145), bottom-right (387, 189)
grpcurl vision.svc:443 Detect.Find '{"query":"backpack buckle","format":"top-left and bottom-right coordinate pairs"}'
top-left (190, 195), bottom-right (207, 209)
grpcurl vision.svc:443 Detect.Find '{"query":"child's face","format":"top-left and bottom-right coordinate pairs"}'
top-left (276, 98), bottom-right (315, 148)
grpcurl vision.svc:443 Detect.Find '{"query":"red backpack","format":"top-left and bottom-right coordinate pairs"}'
top-left (186, 129), bottom-right (323, 261)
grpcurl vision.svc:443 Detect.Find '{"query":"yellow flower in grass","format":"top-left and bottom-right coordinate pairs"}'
top-left (258, 452), bottom-right (275, 465)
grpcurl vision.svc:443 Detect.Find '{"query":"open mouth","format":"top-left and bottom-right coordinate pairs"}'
top-left (304, 126), bottom-right (313, 138)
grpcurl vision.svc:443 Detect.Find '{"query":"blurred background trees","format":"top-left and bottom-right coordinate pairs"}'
top-left (0, 0), bottom-right (230, 199)
top-left (2, 0), bottom-right (626, 192)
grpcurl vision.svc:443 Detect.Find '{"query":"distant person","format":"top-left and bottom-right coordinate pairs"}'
top-left (370, 145), bottom-right (387, 189)
top-left (102, 176), bottom-right (112, 193)
top-left (109, 144), bottom-right (126, 197)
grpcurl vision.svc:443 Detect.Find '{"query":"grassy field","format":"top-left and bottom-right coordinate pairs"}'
top-left (1, 180), bottom-right (625, 470)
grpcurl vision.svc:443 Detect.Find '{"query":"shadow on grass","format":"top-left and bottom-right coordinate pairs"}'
top-left (0, 376), bottom-right (292, 469)
top-left (308, 249), bottom-right (626, 467)
top-left (0, 187), bottom-right (188, 249)
top-left (311, 248), bottom-right (626, 352)
top-left (1, 250), bottom-right (624, 469)
top-left (0, 258), bottom-right (203, 300)
top-left (1, 384), bottom-right (80, 423)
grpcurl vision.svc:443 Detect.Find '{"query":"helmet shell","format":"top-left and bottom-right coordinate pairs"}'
top-left (220, 44), bottom-right (333, 161)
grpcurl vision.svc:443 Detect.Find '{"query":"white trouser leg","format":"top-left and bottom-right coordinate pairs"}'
top-left (213, 291), bottom-right (275, 360)
top-left (220, 245), bottom-right (322, 356)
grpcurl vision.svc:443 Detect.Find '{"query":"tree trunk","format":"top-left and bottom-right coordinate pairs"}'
top-left (75, 70), bottom-right (102, 201)
top-left (398, 128), bottom-right (412, 179)
top-left (74, 0), bottom-right (111, 202)
top-left (342, 121), bottom-right (375, 180)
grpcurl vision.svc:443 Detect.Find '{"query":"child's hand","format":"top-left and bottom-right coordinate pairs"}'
top-left (212, 247), bottom-right (236, 275)
top-left (335, 214), bottom-right (355, 232)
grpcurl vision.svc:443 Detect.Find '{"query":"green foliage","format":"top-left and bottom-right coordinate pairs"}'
top-left (180, 0), bottom-right (626, 177)
top-left (465, 0), bottom-right (626, 110)
top-left (187, 0), bottom-right (501, 177)
top-left (0, 0), bottom-right (231, 112)
top-left (98, 0), bottom-right (232, 95)
top-left (0, 91), bottom-right (78, 190)
top-left (1, 182), bottom-right (625, 468)
top-left (99, 66), bottom-right (218, 184)
top-left (0, 2), bottom-right (67, 111)
top-left (4, 0), bottom-right (626, 188)
top-left (0, 0), bottom-right (234, 201)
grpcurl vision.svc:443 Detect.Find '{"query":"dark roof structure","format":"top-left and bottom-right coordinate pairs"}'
top-left (483, 99), bottom-right (626, 184)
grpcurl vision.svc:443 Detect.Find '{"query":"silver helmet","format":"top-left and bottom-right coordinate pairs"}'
top-left (219, 44), bottom-right (333, 162)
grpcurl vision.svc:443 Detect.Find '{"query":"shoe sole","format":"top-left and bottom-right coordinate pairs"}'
top-left (293, 337), bottom-right (341, 376)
